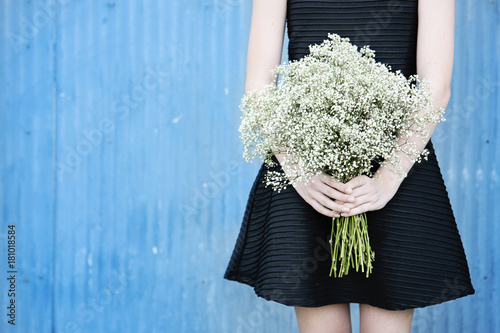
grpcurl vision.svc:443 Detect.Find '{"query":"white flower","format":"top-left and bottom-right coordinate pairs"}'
top-left (240, 34), bottom-right (444, 191)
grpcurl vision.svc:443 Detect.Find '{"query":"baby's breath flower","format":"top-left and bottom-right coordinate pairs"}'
top-left (240, 33), bottom-right (443, 190)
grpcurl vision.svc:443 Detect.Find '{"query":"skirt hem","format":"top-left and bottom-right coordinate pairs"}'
top-left (224, 273), bottom-right (475, 311)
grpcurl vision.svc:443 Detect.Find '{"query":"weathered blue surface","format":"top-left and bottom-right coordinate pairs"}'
top-left (0, 0), bottom-right (498, 332)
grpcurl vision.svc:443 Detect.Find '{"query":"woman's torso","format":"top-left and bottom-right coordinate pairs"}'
top-left (286, 0), bottom-right (419, 76)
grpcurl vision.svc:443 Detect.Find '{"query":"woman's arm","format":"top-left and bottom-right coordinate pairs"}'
top-left (342, 0), bottom-right (455, 216)
top-left (246, 0), bottom-right (355, 217)
top-left (244, 0), bottom-right (287, 93)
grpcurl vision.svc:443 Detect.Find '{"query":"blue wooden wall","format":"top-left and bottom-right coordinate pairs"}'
top-left (0, 1), bottom-right (498, 332)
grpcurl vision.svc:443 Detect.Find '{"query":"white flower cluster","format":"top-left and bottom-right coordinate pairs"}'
top-left (240, 34), bottom-right (444, 191)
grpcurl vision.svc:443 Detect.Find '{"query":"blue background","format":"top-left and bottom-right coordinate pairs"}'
top-left (0, 0), bottom-right (498, 332)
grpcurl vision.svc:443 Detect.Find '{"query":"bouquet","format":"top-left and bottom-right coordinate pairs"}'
top-left (239, 34), bottom-right (444, 278)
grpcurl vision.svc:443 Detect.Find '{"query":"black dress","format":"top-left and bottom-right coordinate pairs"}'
top-left (224, 0), bottom-right (475, 310)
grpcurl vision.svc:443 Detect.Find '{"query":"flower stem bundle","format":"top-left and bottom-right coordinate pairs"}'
top-left (330, 213), bottom-right (374, 277)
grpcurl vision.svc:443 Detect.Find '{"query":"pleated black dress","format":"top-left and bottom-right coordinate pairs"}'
top-left (224, 0), bottom-right (475, 310)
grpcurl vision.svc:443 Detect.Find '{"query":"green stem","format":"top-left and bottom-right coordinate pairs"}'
top-left (329, 213), bottom-right (375, 278)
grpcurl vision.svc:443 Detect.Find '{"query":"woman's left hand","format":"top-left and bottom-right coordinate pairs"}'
top-left (339, 171), bottom-right (403, 216)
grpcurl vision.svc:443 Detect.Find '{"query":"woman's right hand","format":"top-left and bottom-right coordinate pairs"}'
top-left (292, 173), bottom-right (356, 218)
top-left (274, 154), bottom-right (355, 218)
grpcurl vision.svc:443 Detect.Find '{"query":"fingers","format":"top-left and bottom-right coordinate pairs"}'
top-left (305, 187), bottom-right (350, 218)
top-left (305, 175), bottom-right (354, 217)
top-left (315, 179), bottom-right (355, 203)
top-left (342, 187), bottom-right (376, 212)
top-left (311, 191), bottom-right (351, 215)
top-left (300, 173), bottom-right (387, 218)
top-left (345, 175), bottom-right (370, 189)
top-left (318, 173), bottom-right (353, 195)
top-left (295, 178), bottom-right (349, 218)
top-left (309, 200), bottom-right (342, 218)
top-left (336, 177), bottom-right (377, 215)
top-left (341, 180), bottom-right (391, 215)
top-left (314, 175), bottom-right (396, 217)
top-left (341, 202), bottom-right (372, 217)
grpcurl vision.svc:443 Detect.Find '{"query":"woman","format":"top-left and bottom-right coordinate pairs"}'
top-left (225, 1), bottom-right (475, 332)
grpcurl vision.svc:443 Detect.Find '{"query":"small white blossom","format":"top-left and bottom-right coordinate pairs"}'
top-left (240, 33), bottom-right (444, 191)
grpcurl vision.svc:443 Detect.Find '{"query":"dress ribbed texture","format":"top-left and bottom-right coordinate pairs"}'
top-left (287, 0), bottom-right (418, 75)
top-left (224, 0), bottom-right (474, 310)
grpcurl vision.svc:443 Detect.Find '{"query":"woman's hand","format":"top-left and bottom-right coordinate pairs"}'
top-left (292, 173), bottom-right (356, 218)
top-left (341, 169), bottom-right (404, 216)
top-left (275, 153), bottom-right (355, 218)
